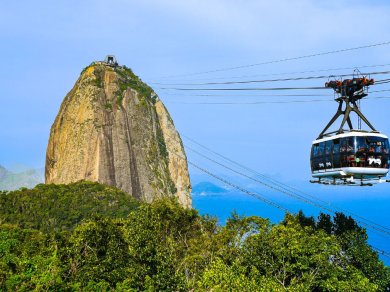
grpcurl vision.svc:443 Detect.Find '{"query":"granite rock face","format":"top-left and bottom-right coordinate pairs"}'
top-left (45, 62), bottom-right (191, 208)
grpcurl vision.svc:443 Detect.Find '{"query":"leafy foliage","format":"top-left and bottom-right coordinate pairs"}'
top-left (316, 211), bottom-right (390, 290)
top-left (0, 182), bottom-right (389, 290)
top-left (0, 224), bottom-right (63, 290)
top-left (0, 181), bottom-right (139, 232)
top-left (114, 65), bottom-right (155, 107)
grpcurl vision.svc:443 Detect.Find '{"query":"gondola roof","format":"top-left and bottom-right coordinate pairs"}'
top-left (313, 131), bottom-right (388, 144)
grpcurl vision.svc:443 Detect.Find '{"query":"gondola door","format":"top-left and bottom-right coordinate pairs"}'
top-left (324, 140), bottom-right (333, 171)
top-left (332, 139), bottom-right (341, 169)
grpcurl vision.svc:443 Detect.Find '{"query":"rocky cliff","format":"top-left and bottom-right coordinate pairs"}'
top-left (45, 61), bottom-right (191, 208)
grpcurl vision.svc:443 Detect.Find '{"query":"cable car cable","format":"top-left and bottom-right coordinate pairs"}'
top-left (187, 160), bottom-right (289, 213)
top-left (167, 132), bottom-right (390, 236)
top-left (158, 92), bottom-right (331, 97)
top-left (372, 247), bottom-right (390, 259)
top-left (375, 78), bottom-right (390, 82)
top-left (181, 140), bottom-right (390, 237)
top-left (161, 137), bottom-right (290, 213)
top-left (158, 88), bottom-right (389, 98)
top-left (158, 133), bottom-right (390, 258)
top-left (164, 136), bottom-right (390, 258)
top-left (157, 82), bottom-right (387, 92)
top-left (169, 135), bottom-right (390, 234)
top-left (157, 41), bottom-right (390, 79)
top-left (152, 70), bottom-right (390, 86)
top-left (371, 89), bottom-right (390, 93)
top-left (158, 86), bottom-right (327, 91)
top-left (181, 135), bottom-right (390, 234)
top-left (149, 63), bottom-right (390, 83)
top-left (164, 96), bottom-right (390, 105)
top-left (165, 99), bottom-right (331, 105)
top-left (375, 79), bottom-right (390, 84)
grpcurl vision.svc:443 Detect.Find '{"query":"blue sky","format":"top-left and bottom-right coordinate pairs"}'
top-left (1, 0), bottom-right (390, 181)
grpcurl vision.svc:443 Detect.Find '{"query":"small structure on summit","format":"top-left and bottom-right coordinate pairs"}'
top-left (104, 55), bottom-right (118, 66)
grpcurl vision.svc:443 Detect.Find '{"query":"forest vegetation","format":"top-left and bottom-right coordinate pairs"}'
top-left (0, 181), bottom-right (389, 291)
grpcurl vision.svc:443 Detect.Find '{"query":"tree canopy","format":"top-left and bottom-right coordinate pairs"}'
top-left (0, 182), bottom-right (389, 291)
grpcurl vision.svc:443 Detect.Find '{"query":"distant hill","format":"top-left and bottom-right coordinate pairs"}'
top-left (192, 181), bottom-right (227, 195)
top-left (0, 165), bottom-right (43, 191)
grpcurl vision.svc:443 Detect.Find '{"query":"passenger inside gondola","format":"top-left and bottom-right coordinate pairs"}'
top-left (311, 135), bottom-right (389, 171)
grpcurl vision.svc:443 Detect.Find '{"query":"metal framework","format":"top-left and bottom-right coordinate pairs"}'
top-left (318, 75), bottom-right (376, 139)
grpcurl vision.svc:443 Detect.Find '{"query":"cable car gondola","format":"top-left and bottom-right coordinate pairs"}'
top-left (310, 73), bottom-right (390, 185)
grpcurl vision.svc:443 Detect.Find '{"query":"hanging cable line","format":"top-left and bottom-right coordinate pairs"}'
top-left (371, 89), bottom-right (390, 93)
top-left (152, 70), bottom-right (390, 86)
top-left (158, 136), bottom-right (291, 213)
top-left (158, 88), bottom-right (390, 102)
top-left (372, 247), bottom-right (390, 259)
top-left (375, 79), bottom-right (390, 84)
top-left (181, 135), bottom-right (390, 234)
top-left (158, 41), bottom-right (390, 79)
top-left (375, 78), bottom-right (390, 82)
top-left (158, 92), bottom-right (331, 97)
top-left (187, 160), bottom-right (289, 213)
top-left (149, 63), bottom-right (390, 83)
top-left (368, 96), bottom-right (390, 100)
top-left (164, 95), bottom-right (390, 105)
top-left (187, 158), bottom-right (390, 259)
top-left (185, 140), bottom-right (390, 243)
top-left (158, 86), bottom-right (327, 91)
top-left (158, 80), bottom-right (388, 92)
top-left (165, 99), bottom-right (332, 105)
top-left (179, 139), bottom-right (390, 237)
top-left (157, 134), bottom-right (390, 258)
top-left (169, 132), bottom-right (390, 236)
top-left (158, 88), bottom-right (389, 98)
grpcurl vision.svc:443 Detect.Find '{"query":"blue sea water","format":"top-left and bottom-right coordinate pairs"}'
top-left (192, 180), bottom-right (390, 265)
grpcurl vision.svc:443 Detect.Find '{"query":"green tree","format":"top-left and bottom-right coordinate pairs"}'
top-left (242, 214), bottom-right (378, 291)
top-left (295, 210), bottom-right (315, 229)
top-left (316, 212), bottom-right (333, 234)
top-left (65, 217), bottom-right (130, 288)
top-left (333, 212), bottom-right (363, 236)
top-left (197, 257), bottom-right (274, 291)
top-left (0, 224), bottom-right (64, 290)
top-left (307, 211), bottom-right (390, 290)
top-left (1, 182), bottom-right (388, 290)
top-left (0, 181), bottom-right (140, 232)
top-left (119, 198), bottom-right (216, 290)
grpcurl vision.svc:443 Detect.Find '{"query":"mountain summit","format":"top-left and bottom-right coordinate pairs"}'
top-left (45, 57), bottom-right (191, 207)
